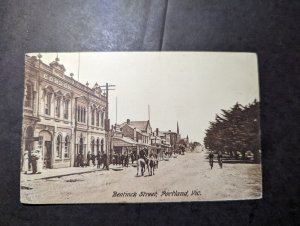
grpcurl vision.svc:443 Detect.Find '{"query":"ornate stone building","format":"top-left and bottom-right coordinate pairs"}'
top-left (22, 54), bottom-right (108, 169)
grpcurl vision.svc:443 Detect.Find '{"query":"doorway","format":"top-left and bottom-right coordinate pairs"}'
top-left (39, 130), bottom-right (52, 169)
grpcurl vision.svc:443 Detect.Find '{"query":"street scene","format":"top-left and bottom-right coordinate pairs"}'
top-left (21, 148), bottom-right (261, 204)
top-left (21, 52), bottom-right (261, 203)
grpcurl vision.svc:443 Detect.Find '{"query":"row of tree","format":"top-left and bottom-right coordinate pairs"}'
top-left (204, 100), bottom-right (260, 163)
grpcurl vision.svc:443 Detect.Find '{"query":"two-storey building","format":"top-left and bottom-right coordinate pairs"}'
top-left (22, 54), bottom-right (108, 169)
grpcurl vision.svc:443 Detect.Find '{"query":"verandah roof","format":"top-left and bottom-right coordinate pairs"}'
top-left (112, 137), bottom-right (138, 147)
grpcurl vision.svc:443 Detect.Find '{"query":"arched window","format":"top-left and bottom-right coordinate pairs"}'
top-left (91, 107), bottom-right (95, 125)
top-left (45, 93), bottom-right (52, 115)
top-left (64, 100), bottom-right (69, 119)
top-left (81, 108), bottom-right (84, 122)
top-left (91, 137), bottom-right (95, 154)
top-left (101, 112), bottom-right (104, 127)
top-left (25, 83), bottom-right (33, 108)
top-left (96, 111), bottom-right (100, 127)
top-left (56, 135), bottom-right (62, 159)
top-left (83, 108), bottom-right (86, 123)
top-left (77, 106), bottom-right (80, 121)
top-left (64, 136), bottom-right (70, 158)
top-left (55, 97), bottom-right (61, 117)
top-left (77, 106), bottom-right (87, 123)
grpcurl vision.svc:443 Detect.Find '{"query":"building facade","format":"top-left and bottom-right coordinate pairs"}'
top-left (22, 55), bottom-right (108, 169)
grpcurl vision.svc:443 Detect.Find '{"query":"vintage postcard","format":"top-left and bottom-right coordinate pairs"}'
top-left (20, 52), bottom-right (262, 204)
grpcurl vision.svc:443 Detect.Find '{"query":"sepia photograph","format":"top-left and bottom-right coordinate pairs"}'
top-left (20, 52), bottom-right (262, 204)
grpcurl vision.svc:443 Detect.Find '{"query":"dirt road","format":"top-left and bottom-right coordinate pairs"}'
top-left (21, 151), bottom-right (262, 204)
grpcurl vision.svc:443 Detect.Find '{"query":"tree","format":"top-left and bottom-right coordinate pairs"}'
top-left (204, 100), bottom-right (260, 163)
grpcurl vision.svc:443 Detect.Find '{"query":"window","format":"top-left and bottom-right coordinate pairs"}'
top-left (77, 106), bottom-right (86, 123)
top-left (25, 83), bottom-right (32, 108)
top-left (91, 108), bottom-right (95, 125)
top-left (81, 108), bottom-right (84, 122)
top-left (83, 108), bottom-right (86, 123)
top-left (56, 135), bottom-right (62, 159)
top-left (101, 139), bottom-right (104, 152)
top-left (91, 138), bottom-right (95, 155)
top-left (96, 111), bottom-right (100, 127)
top-left (45, 93), bottom-right (52, 115)
top-left (96, 138), bottom-right (100, 152)
top-left (77, 106), bottom-right (80, 121)
top-left (64, 100), bottom-right (69, 119)
top-left (101, 112), bottom-right (104, 127)
top-left (64, 136), bottom-right (70, 158)
top-left (55, 97), bottom-right (61, 117)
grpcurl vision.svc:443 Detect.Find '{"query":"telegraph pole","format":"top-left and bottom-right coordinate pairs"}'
top-left (148, 104), bottom-right (150, 122)
top-left (116, 96), bottom-right (118, 125)
top-left (100, 83), bottom-right (116, 164)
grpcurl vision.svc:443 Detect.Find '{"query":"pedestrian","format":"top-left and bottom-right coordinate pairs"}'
top-left (102, 151), bottom-right (109, 170)
top-left (91, 152), bottom-right (96, 167)
top-left (208, 151), bottom-right (214, 169)
top-left (121, 153), bottom-right (125, 166)
top-left (30, 150), bottom-right (38, 174)
top-left (36, 149), bottom-right (43, 174)
top-left (117, 153), bottom-right (121, 165)
top-left (87, 151), bottom-right (91, 166)
top-left (96, 151), bottom-right (101, 168)
top-left (217, 151), bottom-right (223, 169)
top-left (79, 151), bottom-right (84, 167)
top-left (76, 151), bottom-right (84, 167)
top-left (125, 153), bottom-right (129, 167)
top-left (22, 150), bottom-right (29, 174)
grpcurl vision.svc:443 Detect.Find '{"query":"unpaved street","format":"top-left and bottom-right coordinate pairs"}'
top-left (21, 151), bottom-right (262, 204)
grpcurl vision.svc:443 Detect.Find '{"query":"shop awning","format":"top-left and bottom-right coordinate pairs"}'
top-left (137, 143), bottom-right (153, 148)
top-left (112, 137), bottom-right (138, 147)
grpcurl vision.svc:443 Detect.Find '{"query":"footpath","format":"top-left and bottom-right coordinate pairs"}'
top-left (20, 165), bottom-right (125, 182)
top-left (20, 155), bottom-right (185, 182)
top-left (21, 154), bottom-right (182, 182)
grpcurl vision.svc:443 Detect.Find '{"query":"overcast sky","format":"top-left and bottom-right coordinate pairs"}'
top-left (28, 52), bottom-right (260, 143)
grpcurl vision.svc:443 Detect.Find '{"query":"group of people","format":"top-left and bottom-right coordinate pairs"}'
top-left (208, 151), bottom-right (223, 169)
top-left (22, 149), bottom-right (43, 174)
top-left (76, 151), bottom-right (109, 170)
top-left (112, 152), bottom-right (132, 167)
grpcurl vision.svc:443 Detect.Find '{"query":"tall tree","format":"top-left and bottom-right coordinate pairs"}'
top-left (204, 100), bottom-right (260, 163)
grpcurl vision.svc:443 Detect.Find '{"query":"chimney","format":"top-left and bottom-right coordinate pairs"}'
top-left (127, 119), bottom-right (130, 124)
top-left (156, 128), bottom-right (159, 136)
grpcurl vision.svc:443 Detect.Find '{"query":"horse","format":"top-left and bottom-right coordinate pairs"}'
top-left (148, 157), bottom-right (156, 176)
top-left (136, 158), bottom-right (147, 176)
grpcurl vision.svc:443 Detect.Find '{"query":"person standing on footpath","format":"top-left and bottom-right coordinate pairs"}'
top-left (208, 151), bottom-right (214, 169)
top-left (96, 151), bottom-right (101, 168)
top-left (217, 151), bottom-right (223, 169)
top-left (30, 150), bottom-right (38, 174)
top-left (102, 151), bottom-right (109, 170)
top-left (22, 150), bottom-right (29, 174)
top-left (77, 151), bottom-right (84, 167)
top-left (91, 152), bottom-right (96, 167)
top-left (87, 151), bottom-right (91, 166)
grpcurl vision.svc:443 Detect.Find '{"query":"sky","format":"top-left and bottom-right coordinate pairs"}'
top-left (28, 52), bottom-right (260, 143)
